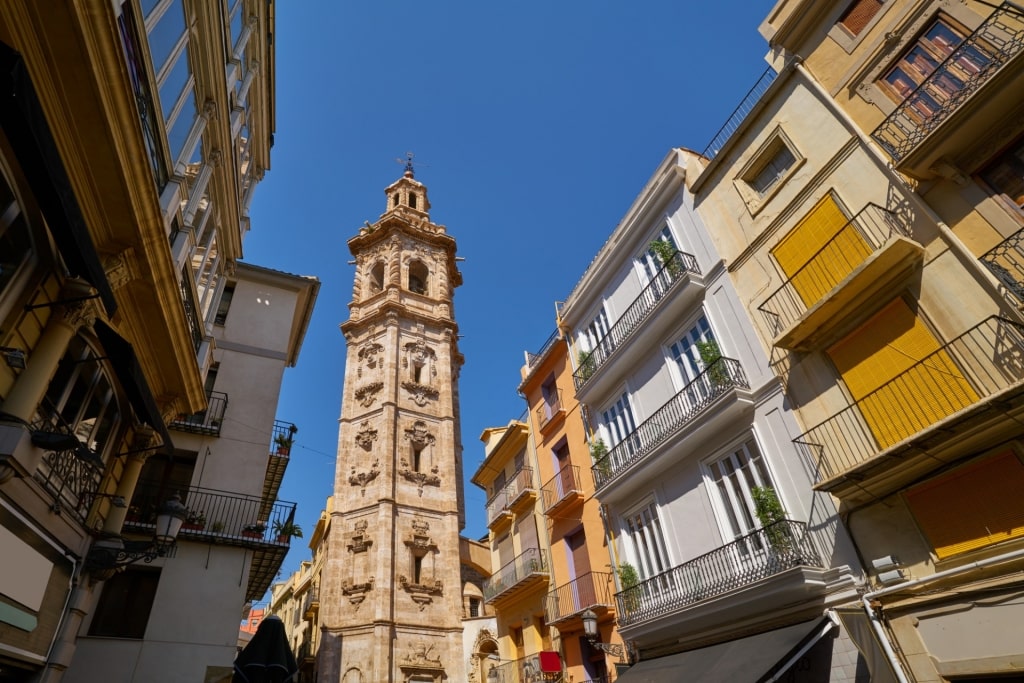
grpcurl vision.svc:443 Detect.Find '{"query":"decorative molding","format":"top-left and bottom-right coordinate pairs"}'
top-left (354, 382), bottom-right (383, 407)
top-left (348, 460), bottom-right (379, 493)
top-left (399, 465), bottom-right (441, 494)
top-left (103, 249), bottom-right (137, 290)
top-left (354, 421), bottom-right (378, 449)
top-left (403, 520), bottom-right (438, 552)
top-left (400, 641), bottom-right (444, 670)
top-left (398, 575), bottom-right (444, 610)
top-left (347, 521), bottom-right (373, 553)
top-left (356, 343), bottom-right (383, 378)
top-left (341, 577), bottom-right (374, 607)
top-left (401, 381), bottom-right (438, 406)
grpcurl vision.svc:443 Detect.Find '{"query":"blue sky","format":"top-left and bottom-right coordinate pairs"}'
top-left (244, 1), bottom-right (776, 587)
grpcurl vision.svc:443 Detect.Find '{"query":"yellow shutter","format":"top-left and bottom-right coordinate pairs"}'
top-left (827, 299), bottom-right (978, 449)
top-left (906, 450), bottom-right (1024, 558)
top-left (771, 194), bottom-right (871, 306)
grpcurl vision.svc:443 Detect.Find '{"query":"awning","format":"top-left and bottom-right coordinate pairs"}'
top-left (0, 41), bottom-right (117, 316)
top-left (616, 616), bottom-right (835, 683)
top-left (94, 322), bottom-right (174, 455)
top-left (835, 608), bottom-right (900, 683)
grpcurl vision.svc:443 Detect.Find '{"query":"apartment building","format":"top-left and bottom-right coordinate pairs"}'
top-left (687, 0), bottom-right (1024, 680)
top-left (472, 421), bottom-right (559, 683)
top-left (558, 148), bottom-right (865, 681)
top-left (519, 330), bottom-right (624, 682)
top-left (0, 1), bottom-right (318, 681)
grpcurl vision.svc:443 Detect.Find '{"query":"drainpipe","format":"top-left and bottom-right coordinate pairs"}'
top-left (792, 62), bottom-right (1008, 305)
top-left (861, 545), bottom-right (1024, 682)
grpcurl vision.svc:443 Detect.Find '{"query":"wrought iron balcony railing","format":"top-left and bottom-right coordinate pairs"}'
top-left (702, 67), bottom-right (778, 160)
top-left (758, 204), bottom-right (911, 336)
top-left (303, 588), bottom-right (320, 619)
top-left (982, 225), bottom-right (1024, 303)
top-left (535, 389), bottom-right (563, 430)
top-left (545, 571), bottom-right (615, 623)
top-left (170, 390), bottom-right (228, 435)
top-left (29, 413), bottom-right (105, 525)
top-left (271, 419), bottom-right (297, 456)
top-left (541, 464), bottom-right (583, 513)
top-left (573, 249), bottom-right (701, 391)
top-left (592, 357), bottom-right (749, 490)
top-left (488, 651), bottom-right (563, 683)
top-left (483, 547), bottom-right (549, 602)
top-left (485, 467), bottom-right (536, 525)
top-left (871, 2), bottom-right (1024, 162)
top-left (124, 479), bottom-right (297, 546)
top-left (795, 316), bottom-right (1024, 484)
top-left (616, 520), bottom-right (821, 627)
top-left (525, 329), bottom-right (561, 370)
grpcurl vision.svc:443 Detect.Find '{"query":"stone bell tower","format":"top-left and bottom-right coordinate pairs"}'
top-left (317, 164), bottom-right (466, 683)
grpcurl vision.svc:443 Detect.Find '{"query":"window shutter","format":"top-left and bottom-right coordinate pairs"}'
top-left (771, 194), bottom-right (870, 306)
top-left (827, 299), bottom-right (978, 449)
top-left (906, 450), bottom-right (1024, 558)
top-left (839, 0), bottom-right (884, 36)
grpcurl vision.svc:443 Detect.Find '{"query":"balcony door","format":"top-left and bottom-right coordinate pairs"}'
top-left (706, 439), bottom-right (777, 573)
top-left (566, 529), bottom-right (595, 612)
top-left (602, 392), bottom-right (637, 463)
top-left (553, 441), bottom-right (574, 501)
top-left (669, 315), bottom-right (716, 384)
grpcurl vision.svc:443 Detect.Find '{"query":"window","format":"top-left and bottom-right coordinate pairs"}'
top-left (214, 283), bottom-right (234, 325)
top-left (412, 445), bottom-right (422, 472)
top-left (581, 308), bottom-right (610, 355)
top-left (89, 568), bottom-right (161, 638)
top-left (879, 16), bottom-right (990, 120)
top-left (468, 597), bottom-right (481, 617)
top-left (623, 501), bottom-right (670, 580)
top-left (838, 0), bottom-right (884, 37)
top-left (707, 439), bottom-right (776, 547)
top-left (146, 0), bottom-right (198, 165)
top-left (42, 337), bottom-right (122, 459)
top-left (636, 226), bottom-right (678, 283)
top-left (746, 139), bottom-right (796, 197)
top-left (828, 298), bottom-right (977, 450)
top-left (601, 393), bottom-right (636, 454)
top-left (669, 315), bottom-right (716, 384)
top-left (369, 262), bottom-right (385, 294)
top-left (771, 194), bottom-right (867, 306)
top-left (979, 135), bottom-right (1024, 216)
top-left (905, 449), bottom-right (1024, 558)
top-left (408, 260), bottom-right (428, 295)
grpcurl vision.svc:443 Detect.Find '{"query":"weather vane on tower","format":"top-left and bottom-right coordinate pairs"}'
top-left (395, 151), bottom-right (424, 177)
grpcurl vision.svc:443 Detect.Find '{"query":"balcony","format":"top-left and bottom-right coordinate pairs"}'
top-left (982, 225), bottom-right (1024, 303)
top-left (304, 588), bottom-right (319, 620)
top-left (541, 464), bottom-right (584, 515)
top-left (758, 204), bottom-right (920, 352)
top-left (483, 548), bottom-right (549, 605)
top-left (573, 249), bottom-right (702, 393)
top-left (485, 467), bottom-right (537, 528)
top-left (525, 329), bottom-right (561, 371)
top-left (545, 571), bottom-right (615, 625)
top-left (592, 358), bottom-right (751, 492)
top-left (124, 481), bottom-right (296, 600)
top-left (871, 2), bottom-right (1024, 179)
top-left (796, 316), bottom-right (1024, 501)
top-left (488, 652), bottom-right (563, 683)
top-left (616, 521), bottom-right (823, 632)
top-left (263, 420), bottom-right (297, 506)
top-left (170, 390), bottom-right (228, 436)
top-left (535, 389), bottom-right (565, 433)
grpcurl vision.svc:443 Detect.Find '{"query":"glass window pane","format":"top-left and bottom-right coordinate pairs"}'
top-left (147, 1), bottom-right (186, 75)
top-left (157, 47), bottom-right (191, 121)
top-left (166, 91), bottom-right (197, 164)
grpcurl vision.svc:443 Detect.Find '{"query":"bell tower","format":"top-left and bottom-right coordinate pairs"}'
top-left (318, 165), bottom-right (466, 682)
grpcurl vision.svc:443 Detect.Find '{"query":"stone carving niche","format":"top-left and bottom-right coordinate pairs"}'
top-left (399, 421), bottom-right (440, 493)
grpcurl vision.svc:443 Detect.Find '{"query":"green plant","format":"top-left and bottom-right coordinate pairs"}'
top-left (649, 239), bottom-right (681, 277)
top-left (186, 510), bottom-right (206, 527)
top-left (273, 519), bottom-right (303, 539)
top-left (274, 432), bottom-right (294, 453)
top-left (210, 520), bottom-right (225, 533)
top-left (696, 339), bottom-right (729, 386)
top-left (577, 350), bottom-right (596, 381)
top-left (617, 562), bottom-right (641, 613)
top-left (589, 438), bottom-right (611, 477)
top-left (751, 486), bottom-right (791, 550)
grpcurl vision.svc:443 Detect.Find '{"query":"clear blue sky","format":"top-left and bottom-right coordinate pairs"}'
top-left (243, 1), bottom-right (776, 588)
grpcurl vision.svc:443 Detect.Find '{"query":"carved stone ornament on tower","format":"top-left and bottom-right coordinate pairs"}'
top-left (353, 381), bottom-right (383, 408)
top-left (354, 421), bottom-right (378, 450)
top-left (356, 342), bottom-right (383, 378)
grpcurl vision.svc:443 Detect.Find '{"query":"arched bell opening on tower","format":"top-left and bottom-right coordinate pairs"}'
top-left (408, 260), bottom-right (429, 295)
top-left (368, 261), bottom-right (385, 294)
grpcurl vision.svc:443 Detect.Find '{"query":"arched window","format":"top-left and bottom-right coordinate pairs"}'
top-left (369, 262), bottom-right (385, 294)
top-left (408, 260), bottom-right (428, 295)
top-left (409, 193), bottom-right (417, 209)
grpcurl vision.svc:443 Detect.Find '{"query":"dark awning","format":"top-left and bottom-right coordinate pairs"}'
top-left (0, 41), bottom-right (117, 316)
top-left (616, 617), bottom-right (835, 683)
top-left (94, 322), bottom-right (173, 455)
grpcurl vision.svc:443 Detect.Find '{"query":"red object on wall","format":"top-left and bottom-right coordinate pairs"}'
top-left (539, 651), bottom-right (562, 673)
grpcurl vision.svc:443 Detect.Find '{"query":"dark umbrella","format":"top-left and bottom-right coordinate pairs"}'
top-left (233, 615), bottom-right (299, 683)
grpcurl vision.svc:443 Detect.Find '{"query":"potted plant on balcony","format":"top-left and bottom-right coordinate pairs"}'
top-left (649, 239), bottom-right (681, 278)
top-left (242, 522), bottom-right (267, 539)
top-left (589, 438), bottom-right (611, 478)
top-left (696, 339), bottom-right (729, 388)
top-left (273, 519), bottom-right (303, 544)
top-left (577, 350), bottom-right (596, 381)
top-left (183, 509), bottom-right (206, 531)
top-left (752, 486), bottom-right (793, 553)
top-left (617, 561), bottom-right (641, 615)
top-left (274, 431), bottom-right (294, 455)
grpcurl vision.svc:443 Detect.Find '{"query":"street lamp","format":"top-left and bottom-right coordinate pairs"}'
top-left (85, 493), bottom-right (187, 581)
top-left (581, 608), bottom-right (626, 659)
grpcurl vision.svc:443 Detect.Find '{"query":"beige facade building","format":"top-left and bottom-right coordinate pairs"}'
top-left (317, 169), bottom-right (468, 682)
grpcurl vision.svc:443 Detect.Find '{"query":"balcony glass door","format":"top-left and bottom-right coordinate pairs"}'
top-left (707, 439), bottom-right (776, 578)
